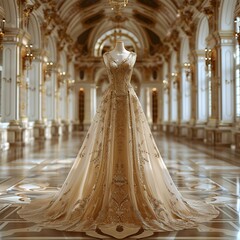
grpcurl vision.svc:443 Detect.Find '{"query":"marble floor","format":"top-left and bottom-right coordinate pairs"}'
top-left (0, 132), bottom-right (239, 239)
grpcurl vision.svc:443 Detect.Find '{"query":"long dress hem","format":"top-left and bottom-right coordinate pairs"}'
top-left (18, 51), bottom-right (219, 239)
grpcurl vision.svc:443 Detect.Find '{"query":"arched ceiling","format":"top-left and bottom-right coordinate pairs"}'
top-left (40, 0), bottom-right (184, 57)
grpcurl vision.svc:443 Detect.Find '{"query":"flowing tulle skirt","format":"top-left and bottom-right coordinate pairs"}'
top-left (18, 86), bottom-right (219, 236)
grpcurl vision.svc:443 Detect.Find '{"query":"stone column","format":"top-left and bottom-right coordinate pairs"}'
top-left (145, 87), bottom-right (152, 125)
top-left (174, 65), bottom-right (181, 137)
top-left (217, 33), bottom-right (235, 146)
top-left (2, 34), bottom-right (20, 123)
top-left (204, 34), bottom-right (234, 146)
top-left (50, 71), bottom-right (62, 137)
top-left (157, 81), bottom-right (163, 131)
top-left (218, 34), bottom-right (234, 125)
top-left (161, 62), bottom-right (169, 132)
top-left (168, 63), bottom-right (174, 134)
top-left (83, 83), bottom-right (96, 129)
top-left (170, 77), bottom-right (177, 127)
top-left (67, 84), bottom-right (75, 133)
top-left (180, 69), bottom-right (190, 137)
top-left (59, 80), bottom-right (68, 135)
top-left (203, 0), bottom-right (231, 146)
top-left (28, 52), bottom-right (48, 140)
top-left (65, 55), bottom-right (76, 133)
top-left (188, 50), bottom-right (207, 140)
top-left (0, 26), bottom-right (9, 149)
top-left (2, 29), bottom-right (32, 145)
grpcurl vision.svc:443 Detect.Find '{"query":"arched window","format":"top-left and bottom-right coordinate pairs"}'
top-left (79, 88), bottom-right (85, 130)
top-left (152, 88), bottom-right (158, 124)
top-left (94, 28), bottom-right (140, 57)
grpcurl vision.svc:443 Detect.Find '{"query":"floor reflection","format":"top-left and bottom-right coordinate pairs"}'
top-left (0, 132), bottom-right (239, 239)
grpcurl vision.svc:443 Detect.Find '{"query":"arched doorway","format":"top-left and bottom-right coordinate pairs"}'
top-left (78, 88), bottom-right (84, 131)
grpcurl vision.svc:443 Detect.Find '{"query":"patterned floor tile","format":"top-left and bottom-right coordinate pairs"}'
top-left (0, 133), bottom-right (239, 239)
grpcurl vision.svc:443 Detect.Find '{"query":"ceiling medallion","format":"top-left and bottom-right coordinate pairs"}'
top-left (109, 0), bottom-right (128, 12)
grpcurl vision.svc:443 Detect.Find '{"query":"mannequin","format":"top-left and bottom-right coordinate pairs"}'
top-left (103, 40), bottom-right (135, 65)
top-left (17, 37), bottom-right (218, 240)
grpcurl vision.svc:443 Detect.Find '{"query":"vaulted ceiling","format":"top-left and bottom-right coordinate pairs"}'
top-left (39, 0), bottom-right (187, 57)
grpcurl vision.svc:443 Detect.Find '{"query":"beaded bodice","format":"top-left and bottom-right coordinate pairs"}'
top-left (104, 52), bottom-right (136, 95)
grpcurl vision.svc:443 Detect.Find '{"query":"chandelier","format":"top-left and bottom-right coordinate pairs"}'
top-left (184, 62), bottom-right (191, 80)
top-left (109, 0), bottom-right (128, 12)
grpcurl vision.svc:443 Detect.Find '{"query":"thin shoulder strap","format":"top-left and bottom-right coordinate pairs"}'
top-left (103, 52), bottom-right (110, 67)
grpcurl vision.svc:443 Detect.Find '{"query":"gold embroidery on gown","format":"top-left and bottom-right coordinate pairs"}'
top-left (18, 51), bottom-right (219, 237)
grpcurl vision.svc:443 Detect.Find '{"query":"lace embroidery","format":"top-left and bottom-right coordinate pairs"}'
top-left (90, 142), bottom-right (102, 167)
top-left (108, 164), bottom-right (131, 223)
top-left (18, 50), bottom-right (219, 238)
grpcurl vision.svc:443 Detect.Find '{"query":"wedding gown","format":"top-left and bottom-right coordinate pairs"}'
top-left (18, 51), bottom-right (218, 238)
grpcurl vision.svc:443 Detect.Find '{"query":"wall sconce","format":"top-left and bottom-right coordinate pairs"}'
top-left (163, 79), bottom-right (169, 92)
top-left (45, 61), bottom-right (54, 78)
top-left (184, 62), bottom-right (191, 80)
top-left (171, 72), bottom-right (178, 87)
top-left (205, 47), bottom-right (212, 69)
top-left (0, 18), bottom-right (5, 49)
top-left (59, 71), bottom-right (66, 77)
top-left (43, 61), bottom-right (55, 82)
top-left (67, 79), bottom-right (75, 92)
top-left (235, 26), bottom-right (240, 45)
top-left (68, 79), bottom-right (75, 85)
top-left (234, 18), bottom-right (240, 45)
top-left (58, 71), bottom-right (67, 85)
top-left (23, 44), bottom-right (34, 70)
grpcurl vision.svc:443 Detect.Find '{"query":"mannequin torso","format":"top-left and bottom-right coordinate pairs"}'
top-left (103, 40), bottom-right (136, 66)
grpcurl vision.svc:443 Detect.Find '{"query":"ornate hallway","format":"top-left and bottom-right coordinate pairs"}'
top-left (0, 0), bottom-right (240, 239)
top-left (0, 133), bottom-right (239, 239)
